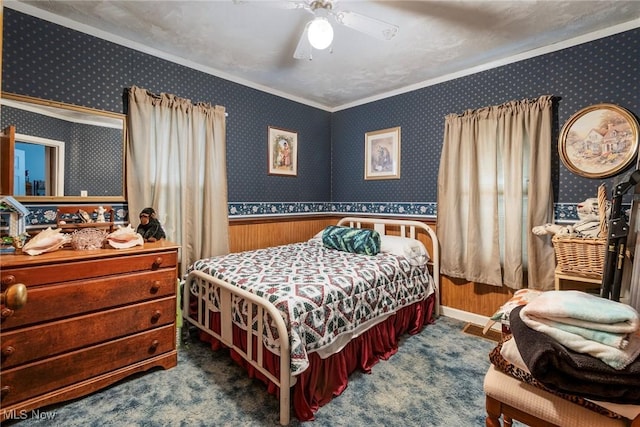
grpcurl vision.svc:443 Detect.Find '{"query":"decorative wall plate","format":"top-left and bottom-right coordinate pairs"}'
top-left (559, 103), bottom-right (639, 178)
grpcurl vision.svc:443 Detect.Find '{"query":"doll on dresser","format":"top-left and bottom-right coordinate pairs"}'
top-left (136, 207), bottom-right (166, 242)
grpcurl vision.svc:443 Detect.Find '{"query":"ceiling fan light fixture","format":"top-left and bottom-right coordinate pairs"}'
top-left (307, 17), bottom-right (333, 50)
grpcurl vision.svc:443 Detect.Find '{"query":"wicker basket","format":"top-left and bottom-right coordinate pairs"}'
top-left (552, 234), bottom-right (606, 279)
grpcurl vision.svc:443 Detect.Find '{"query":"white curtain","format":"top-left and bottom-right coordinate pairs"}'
top-left (437, 95), bottom-right (556, 290)
top-left (126, 86), bottom-right (229, 274)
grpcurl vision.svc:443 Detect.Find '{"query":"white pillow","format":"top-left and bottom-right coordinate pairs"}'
top-left (379, 235), bottom-right (430, 266)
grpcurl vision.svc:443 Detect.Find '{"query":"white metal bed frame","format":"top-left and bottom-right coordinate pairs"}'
top-left (182, 217), bottom-right (440, 425)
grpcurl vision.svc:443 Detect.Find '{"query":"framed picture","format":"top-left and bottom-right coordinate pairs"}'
top-left (559, 103), bottom-right (639, 179)
top-left (268, 126), bottom-right (298, 176)
top-left (364, 126), bottom-right (401, 180)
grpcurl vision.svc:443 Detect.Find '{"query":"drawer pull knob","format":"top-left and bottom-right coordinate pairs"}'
top-left (1, 283), bottom-right (27, 310)
top-left (1, 346), bottom-right (15, 357)
top-left (150, 281), bottom-right (161, 293)
top-left (149, 340), bottom-right (159, 352)
top-left (1, 386), bottom-right (10, 399)
top-left (1, 275), bottom-right (16, 286)
top-left (151, 310), bottom-right (162, 322)
top-left (153, 257), bottom-right (163, 268)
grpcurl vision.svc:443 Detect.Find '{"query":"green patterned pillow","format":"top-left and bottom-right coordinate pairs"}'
top-left (321, 225), bottom-right (381, 255)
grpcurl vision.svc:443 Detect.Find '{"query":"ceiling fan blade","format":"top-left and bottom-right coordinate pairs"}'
top-left (332, 10), bottom-right (398, 41)
top-left (233, 0), bottom-right (310, 11)
top-left (293, 22), bottom-right (313, 60)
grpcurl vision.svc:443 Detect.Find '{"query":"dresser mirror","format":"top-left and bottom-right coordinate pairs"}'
top-left (0, 92), bottom-right (126, 202)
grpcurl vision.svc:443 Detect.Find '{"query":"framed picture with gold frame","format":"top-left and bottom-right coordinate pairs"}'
top-left (559, 103), bottom-right (639, 179)
top-left (364, 126), bottom-right (401, 180)
top-left (268, 126), bottom-right (297, 176)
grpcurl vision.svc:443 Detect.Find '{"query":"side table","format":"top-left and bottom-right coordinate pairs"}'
top-left (554, 267), bottom-right (602, 292)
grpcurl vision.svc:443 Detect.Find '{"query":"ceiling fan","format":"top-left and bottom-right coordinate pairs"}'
top-left (236, 0), bottom-right (399, 59)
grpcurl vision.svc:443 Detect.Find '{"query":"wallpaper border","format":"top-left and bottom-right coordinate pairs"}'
top-left (4, 201), bottom-right (631, 229)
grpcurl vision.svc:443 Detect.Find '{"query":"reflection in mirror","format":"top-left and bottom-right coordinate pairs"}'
top-left (14, 135), bottom-right (65, 196)
top-left (0, 92), bottom-right (126, 202)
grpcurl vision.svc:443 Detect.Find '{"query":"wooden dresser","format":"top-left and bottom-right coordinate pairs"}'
top-left (0, 240), bottom-right (180, 420)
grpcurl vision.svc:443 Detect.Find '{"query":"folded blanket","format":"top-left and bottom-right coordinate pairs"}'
top-left (499, 336), bottom-right (640, 421)
top-left (510, 305), bottom-right (640, 404)
top-left (520, 291), bottom-right (640, 369)
top-left (488, 336), bottom-right (625, 419)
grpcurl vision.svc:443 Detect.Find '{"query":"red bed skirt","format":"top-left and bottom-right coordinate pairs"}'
top-left (196, 294), bottom-right (435, 421)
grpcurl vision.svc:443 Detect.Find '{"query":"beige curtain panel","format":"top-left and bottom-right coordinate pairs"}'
top-left (127, 86), bottom-right (229, 274)
top-left (437, 95), bottom-right (556, 290)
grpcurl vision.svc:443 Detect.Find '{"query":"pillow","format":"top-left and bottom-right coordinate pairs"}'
top-left (321, 225), bottom-right (381, 255)
top-left (380, 235), bottom-right (430, 266)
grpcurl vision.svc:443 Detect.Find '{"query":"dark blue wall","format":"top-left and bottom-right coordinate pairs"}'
top-left (3, 8), bottom-right (638, 220)
top-left (331, 28), bottom-right (640, 204)
top-left (2, 8), bottom-right (332, 204)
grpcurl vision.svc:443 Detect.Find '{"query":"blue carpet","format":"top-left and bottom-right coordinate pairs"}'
top-left (6, 316), bottom-right (498, 426)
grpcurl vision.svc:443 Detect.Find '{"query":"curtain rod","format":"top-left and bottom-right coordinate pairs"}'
top-left (123, 87), bottom-right (228, 117)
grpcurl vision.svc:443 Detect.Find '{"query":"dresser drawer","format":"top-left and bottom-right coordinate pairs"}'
top-left (0, 325), bottom-right (175, 406)
top-left (1, 269), bottom-right (176, 330)
top-left (1, 250), bottom-right (177, 288)
top-left (1, 297), bottom-right (175, 369)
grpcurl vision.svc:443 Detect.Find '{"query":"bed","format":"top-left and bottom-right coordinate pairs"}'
top-left (182, 217), bottom-right (440, 425)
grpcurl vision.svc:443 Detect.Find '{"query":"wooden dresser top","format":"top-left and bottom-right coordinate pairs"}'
top-left (0, 240), bottom-right (180, 268)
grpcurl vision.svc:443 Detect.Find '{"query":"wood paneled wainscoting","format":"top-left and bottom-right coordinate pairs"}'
top-left (228, 215), bottom-right (515, 318)
top-left (229, 215), bottom-right (341, 253)
top-left (440, 276), bottom-right (516, 318)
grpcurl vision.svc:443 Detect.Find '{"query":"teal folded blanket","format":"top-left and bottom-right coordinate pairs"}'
top-left (322, 226), bottom-right (381, 255)
top-left (520, 290), bottom-right (640, 370)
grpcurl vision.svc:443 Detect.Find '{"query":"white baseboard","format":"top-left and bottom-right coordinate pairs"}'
top-left (441, 305), bottom-right (501, 332)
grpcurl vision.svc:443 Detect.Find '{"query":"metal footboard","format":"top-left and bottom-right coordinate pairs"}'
top-left (183, 270), bottom-right (293, 425)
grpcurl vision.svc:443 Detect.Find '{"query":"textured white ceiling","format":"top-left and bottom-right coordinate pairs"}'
top-left (8, 0), bottom-right (640, 111)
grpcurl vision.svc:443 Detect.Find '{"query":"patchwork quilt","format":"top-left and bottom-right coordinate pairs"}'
top-left (186, 237), bottom-right (434, 375)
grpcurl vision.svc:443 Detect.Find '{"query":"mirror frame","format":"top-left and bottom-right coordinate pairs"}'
top-left (1, 92), bottom-right (127, 203)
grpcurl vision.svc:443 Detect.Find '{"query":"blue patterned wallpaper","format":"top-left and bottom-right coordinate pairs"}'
top-left (2, 8), bottom-right (332, 204)
top-left (67, 122), bottom-right (122, 197)
top-left (2, 8), bottom-right (638, 226)
top-left (331, 28), bottom-right (640, 205)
